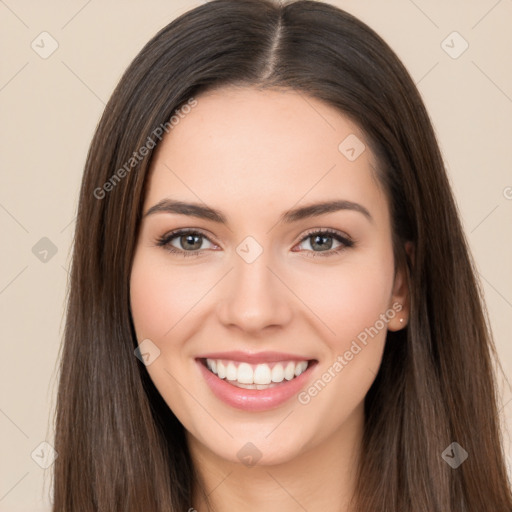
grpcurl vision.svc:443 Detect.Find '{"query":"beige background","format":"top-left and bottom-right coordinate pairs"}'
top-left (1, 0), bottom-right (511, 510)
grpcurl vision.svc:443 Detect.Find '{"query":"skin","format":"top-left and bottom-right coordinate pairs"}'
top-left (130, 86), bottom-right (410, 512)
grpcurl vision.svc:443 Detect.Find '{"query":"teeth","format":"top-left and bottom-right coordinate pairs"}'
top-left (205, 358), bottom-right (309, 385)
top-left (271, 364), bottom-right (285, 383)
top-left (217, 361), bottom-right (226, 379)
top-left (284, 362), bottom-right (296, 380)
top-left (226, 362), bottom-right (237, 381)
top-left (238, 363), bottom-right (253, 384)
top-left (253, 363), bottom-right (272, 384)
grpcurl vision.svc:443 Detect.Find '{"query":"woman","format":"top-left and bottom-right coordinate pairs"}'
top-left (52, 0), bottom-right (512, 510)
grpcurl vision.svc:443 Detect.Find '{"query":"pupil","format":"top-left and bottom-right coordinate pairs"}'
top-left (312, 235), bottom-right (332, 251)
top-left (182, 234), bottom-right (201, 250)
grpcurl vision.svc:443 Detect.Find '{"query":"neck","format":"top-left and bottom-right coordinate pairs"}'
top-left (187, 404), bottom-right (364, 512)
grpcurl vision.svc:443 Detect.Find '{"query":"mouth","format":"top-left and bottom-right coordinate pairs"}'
top-left (200, 358), bottom-right (313, 389)
top-left (195, 354), bottom-right (318, 411)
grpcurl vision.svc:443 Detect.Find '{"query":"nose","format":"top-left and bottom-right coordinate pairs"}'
top-left (215, 248), bottom-right (293, 335)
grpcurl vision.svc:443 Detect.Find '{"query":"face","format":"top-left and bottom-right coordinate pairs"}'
top-left (130, 86), bottom-right (409, 467)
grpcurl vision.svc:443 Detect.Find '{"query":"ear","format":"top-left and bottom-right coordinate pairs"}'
top-left (387, 241), bottom-right (414, 332)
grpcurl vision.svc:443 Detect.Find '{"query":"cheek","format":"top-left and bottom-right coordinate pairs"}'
top-left (295, 254), bottom-right (395, 420)
top-left (129, 252), bottom-right (206, 340)
top-left (129, 252), bottom-right (200, 416)
top-left (289, 250), bottom-right (395, 351)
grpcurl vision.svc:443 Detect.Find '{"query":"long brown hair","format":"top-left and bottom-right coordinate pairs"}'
top-left (52, 0), bottom-right (512, 510)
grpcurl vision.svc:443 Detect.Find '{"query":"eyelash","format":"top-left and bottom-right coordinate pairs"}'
top-left (155, 228), bottom-right (355, 258)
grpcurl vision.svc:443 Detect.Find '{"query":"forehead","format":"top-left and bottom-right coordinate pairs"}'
top-left (145, 86), bottom-right (388, 227)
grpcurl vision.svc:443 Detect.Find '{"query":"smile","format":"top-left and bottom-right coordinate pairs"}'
top-left (205, 358), bottom-right (309, 389)
top-left (195, 352), bottom-right (318, 411)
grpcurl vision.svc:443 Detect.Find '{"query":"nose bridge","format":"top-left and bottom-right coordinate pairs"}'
top-left (216, 236), bottom-right (292, 332)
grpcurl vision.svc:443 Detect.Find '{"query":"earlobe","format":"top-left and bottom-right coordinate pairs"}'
top-left (387, 241), bottom-right (414, 331)
top-left (387, 297), bottom-right (408, 332)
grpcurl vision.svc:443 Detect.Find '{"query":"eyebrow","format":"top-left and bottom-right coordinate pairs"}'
top-left (144, 198), bottom-right (373, 225)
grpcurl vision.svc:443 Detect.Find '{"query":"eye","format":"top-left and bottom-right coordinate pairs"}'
top-left (293, 229), bottom-right (354, 257)
top-left (156, 229), bottom-right (217, 257)
top-left (155, 228), bottom-right (355, 258)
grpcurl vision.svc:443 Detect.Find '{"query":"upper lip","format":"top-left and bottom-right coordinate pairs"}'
top-left (196, 351), bottom-right (314, 364)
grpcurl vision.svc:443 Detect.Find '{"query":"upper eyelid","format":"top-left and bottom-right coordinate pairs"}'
top-left (297, 227), bottom-right (352, 241)
top-left (162, 228), bottom-right (219, 246)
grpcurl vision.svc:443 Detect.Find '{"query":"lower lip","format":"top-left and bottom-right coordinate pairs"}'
top-left (196, 359), bottom-right (317, 412)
